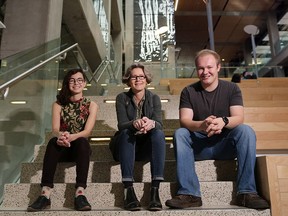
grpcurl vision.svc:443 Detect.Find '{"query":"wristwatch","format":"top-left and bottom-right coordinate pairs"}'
top-left (222, 116), bottom-right (229, 126)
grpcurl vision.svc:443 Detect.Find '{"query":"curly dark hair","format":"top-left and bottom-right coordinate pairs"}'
top-left (56, 68), bottom-right (85, 105)
top-left (122, 63), bottom-right (152, 86)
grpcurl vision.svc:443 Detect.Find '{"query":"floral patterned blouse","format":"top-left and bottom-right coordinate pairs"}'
top-left (59, 97), bottom-right (91, 134)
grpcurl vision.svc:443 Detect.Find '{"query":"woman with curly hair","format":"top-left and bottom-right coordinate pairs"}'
top-left (110, 63), bottom-right (166, 211)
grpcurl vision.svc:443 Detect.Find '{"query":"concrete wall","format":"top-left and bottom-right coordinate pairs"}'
top-left (0, 0), bottom-right (63, 58)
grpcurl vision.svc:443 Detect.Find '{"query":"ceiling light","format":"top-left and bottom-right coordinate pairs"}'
top-left (175, 0), bottom-right (179, 11)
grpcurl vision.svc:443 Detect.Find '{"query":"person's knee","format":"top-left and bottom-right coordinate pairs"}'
top-left (151, 129), bottom-right (165, 139)
top-left (119, 128), bottom-right (130, 135)
top-left (74, 137), bottom-right (90, 153)
top-left (174, 128), bottom-right (190, 139)
top-left (118, 129), bottom-right (132, 140)
top-left (235, 124), bottom-right (256, 150)
top-left (235, 124), bottom-right (256, 138)
top-left (173, 128), bottom-right (192, 151)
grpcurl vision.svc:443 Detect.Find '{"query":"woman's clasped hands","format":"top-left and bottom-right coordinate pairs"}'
top-left (57, 131), bottom-right (71, 147)
top-left (133, 116), bottom-right (155, 134)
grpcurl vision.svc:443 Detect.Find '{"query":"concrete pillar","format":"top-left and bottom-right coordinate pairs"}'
top-left (267, 12), bottom-right (281, 57)
top-left (267, 12), bottom-right (284, 77)
top-left (111, 0), bottom-right (124, 80)
top-left (103, 0), bottom-right (111, 61)
top-left (0, 0), bottom-right (63, 58)
top-left (125, 0), bottom-right (134, 70)
top-left (243, 39), bottom-right (253, 71)
top-left (63, 0), bottom-right (106, 72)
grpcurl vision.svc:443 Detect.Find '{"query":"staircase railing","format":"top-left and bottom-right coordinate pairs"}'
top-left (0, 43), bottom-right (94, 99)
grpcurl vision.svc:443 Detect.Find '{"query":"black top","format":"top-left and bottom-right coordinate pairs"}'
top-left (179, 79), bottom-right (243, 121)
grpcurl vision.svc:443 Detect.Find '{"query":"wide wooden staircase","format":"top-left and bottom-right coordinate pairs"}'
top-left (0, 77), bottom-right (287, 215)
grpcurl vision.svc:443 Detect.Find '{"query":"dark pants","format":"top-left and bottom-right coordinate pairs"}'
top-left (116, 128), bottom-right (166, 182)
top-left (41, 137), bottom-right (91, 189)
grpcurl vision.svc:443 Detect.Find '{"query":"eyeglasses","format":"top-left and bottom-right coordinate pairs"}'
top-left (69, 78), bottom-right (84, 84)
top-left (130, 75), bottom-right (146, 81)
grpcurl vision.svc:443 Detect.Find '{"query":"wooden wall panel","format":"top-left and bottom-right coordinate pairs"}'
top-left (257, 156), bottom-right (288, 216)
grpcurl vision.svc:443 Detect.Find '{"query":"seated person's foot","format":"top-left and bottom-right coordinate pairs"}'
top-left (27, 196), bottom-right (51, 212)
top-left (148, 187), bottom-right (162, 211)
top-left (124, 187), bottom-right (141, 211)
top-left (74, 195), bottom-right (91, 211)
top-left (165, 194), bottom-right (202, 209)
top-left (236, 193), bottom-right (270, 209)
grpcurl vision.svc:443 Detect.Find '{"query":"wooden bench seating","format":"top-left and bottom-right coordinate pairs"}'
top-left (164, 77), bottom-right (288, 95)
top-left (242, 87), bottom-right (288, 101)
top-left (244, 107), bottom-right (288, 122)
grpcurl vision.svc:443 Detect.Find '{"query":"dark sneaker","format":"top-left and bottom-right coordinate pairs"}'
top-left (27, 196), bottom-right (51, 212)
top-left (165, 194), bottom-right (202, 209)
top-left (236, 193), bottom-right (270, 209)
top-left (74, 195), bottom-right (91, 211)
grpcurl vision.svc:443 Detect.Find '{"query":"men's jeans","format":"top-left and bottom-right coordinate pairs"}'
top-left (118, 128), bottom-right (166, 182)
top-left (173, 124), bottom-right (257, 197)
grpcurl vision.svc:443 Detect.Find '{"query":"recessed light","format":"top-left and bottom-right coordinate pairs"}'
top-left (90, 137), bottom-right (111, 141)
top-left (10, 101), bottom-right (27, 105)
top-left (161, 99), bottom-right (169, 103)
top-left (104, 100), bottom-right (116, 103)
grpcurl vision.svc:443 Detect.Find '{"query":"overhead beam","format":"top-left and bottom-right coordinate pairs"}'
top-left (175, 11), bottom-right (267, 16)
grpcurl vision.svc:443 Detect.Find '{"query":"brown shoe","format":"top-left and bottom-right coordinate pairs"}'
top-left (165, 194), bottom-right (202, 209)
top-left (236, 193), bottom-right (270, 210)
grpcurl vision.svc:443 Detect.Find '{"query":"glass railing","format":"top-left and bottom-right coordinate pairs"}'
top-left (136, 63), bottom-right (286, 86)
top-left (0, 39), bottom-right (71, 85)
top-left (168, 64), bottom-right (286, 79)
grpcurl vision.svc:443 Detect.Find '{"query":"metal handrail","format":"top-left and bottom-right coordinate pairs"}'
top-left (88, 58), bottom-right (107, 83)
top-left (0, 43), bottom-right (89, 98)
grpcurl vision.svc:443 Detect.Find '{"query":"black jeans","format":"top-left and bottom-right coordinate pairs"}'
top-left (41, 137), bottom-right (91, 189)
